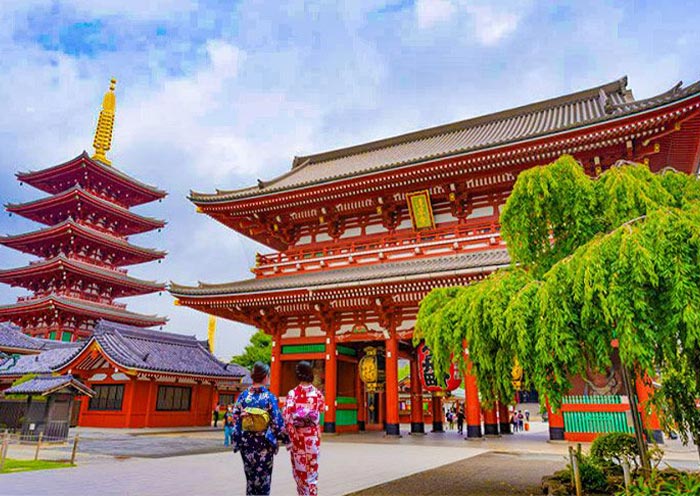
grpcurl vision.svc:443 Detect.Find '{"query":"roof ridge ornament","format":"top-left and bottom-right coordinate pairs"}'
top-left (92, 78), bottom-right (117, 166)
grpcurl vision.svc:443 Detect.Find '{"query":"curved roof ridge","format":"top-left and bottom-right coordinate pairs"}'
top-left (192, 78), bottom-right (630, 200)
top-left (0, 218), bottom-right (167, 257)
top-left (6, 185), bottom-right (166, 227)
top-left (17, 152), bottom-right (167, 198)
top-left (0, 254), bottom-right (164, 288)
top-left (293, 77), bottom-right (630, 168)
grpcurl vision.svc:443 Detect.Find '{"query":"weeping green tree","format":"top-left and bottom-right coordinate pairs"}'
top-left (415, 155), bottom-right (700, 464)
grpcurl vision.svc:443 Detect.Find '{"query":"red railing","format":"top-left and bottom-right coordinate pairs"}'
top-left (254, 219), bottom-right (503, 277)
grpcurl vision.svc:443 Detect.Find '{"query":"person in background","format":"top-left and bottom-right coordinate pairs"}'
top-left (213, 404), bottom-right (220, 427)
top-left (510, 411), bottom-right (518, 433)
top-left (517, 410), bottom-right (525, 432)
top-left (524, 409), bottom-right (530, 422)
top-left (223, 405), bottom-right (235, 446)
top-left (283, 361), bottom-right (325, 496)
top-left (232, 362), bottom-right (289, 496)
top-left (456, 407), bottom-right (465, 435)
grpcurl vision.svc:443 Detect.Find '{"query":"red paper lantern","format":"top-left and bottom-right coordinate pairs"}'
top-left (417, 343), bottom-right (461, 393)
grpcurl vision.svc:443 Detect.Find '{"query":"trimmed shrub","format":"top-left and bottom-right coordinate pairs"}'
top-left (590, 432), bottom-right (640, 471)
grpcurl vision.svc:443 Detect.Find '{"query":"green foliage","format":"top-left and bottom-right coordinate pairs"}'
top-left (10, 373), bottom-right (38, 388)
top-left (568, 453), bottom-right (609, 494)
top-left (590, 433), bottom-right (640, 471)
top-left (398, 363), bottom-right (410, 381)
top-left (230, 330), bottom-right (271, 369)
top-left (500, 155), bottom-right (601, 276)
top-left (416, 155), bottom-right (700, 456)
top-left (649, 358), bottom-right (700, 448)
top-left (621, 469), bottom-right (700, 496)
top-left (0, 459), bottom-right (74, 474)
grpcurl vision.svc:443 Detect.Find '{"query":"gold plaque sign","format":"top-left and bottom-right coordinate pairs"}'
top-left (406, 190), bottom-right (435, 230)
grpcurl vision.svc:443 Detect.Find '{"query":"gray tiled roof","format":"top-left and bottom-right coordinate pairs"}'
top-left (0, 320), bottom-right (245, 379)
top-left (0, 343), bottom-right (83, 376)
top-left (170, 249), bottom-right (510, 297)
top-left (191, 78), bottom-right (700, 203)
top-left (92, 321), bottom-right (244, 378)
top-left (0, 322), bottom-right (76, 353)
top-left (3, 374), bottom-right (95, 396)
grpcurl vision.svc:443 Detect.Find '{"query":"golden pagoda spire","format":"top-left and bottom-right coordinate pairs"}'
top-left (91, 78), bottom-right (117, 165)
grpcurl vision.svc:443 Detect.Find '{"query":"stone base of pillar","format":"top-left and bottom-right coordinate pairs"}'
top-left (432, 421), bottom-right (444, 433)
top-left (548, 426), bottom-right (565, 440)
top-left (358, 421), bottom-right (366, 432)
top-left (484, 423), bottom-right (499, 436)
top-left (410, 422), bottom-right (425, 434)
top-left (466, 425), bottom-right (482, 438)
top-left (323, 421), bottom-right (336, 434)
top-left (385, 423), bottom-right (400, 436)
top-left (499, 422), bottom-right (513, 434)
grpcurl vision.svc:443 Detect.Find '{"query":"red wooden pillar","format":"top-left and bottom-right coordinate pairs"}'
top-left (464, 354), bottom-right (482, 439)
top-left (409, 354), bottom-right (425, 434)
top-left (143, 379), bottom-right (156, 427)
top-left (355, 364), bottom-right (366, 431)
top-left (385, 330), bottom-right (400, 436)
top-left (636, 376), bottom-right (664, 443)
top-left (431, 394), bottom-right (444, 432)
top-left (269, 330), bottom-right (282, 397)
top-left (483, 405), bottom-right (499, 436)
top-left (324, 331), bottom-right (337, 433)
top-left (123, 377), bottom-right (137, 428)
top-left (546, 400), bottom-right (565, 440)
top-left (498, 402), bottom-right (512, 434)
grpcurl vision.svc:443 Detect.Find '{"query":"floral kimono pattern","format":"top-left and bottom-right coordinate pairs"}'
top-left (283, 384), bottom-right (325, 496)
top-left (232, 386), bottom-right (289, 496)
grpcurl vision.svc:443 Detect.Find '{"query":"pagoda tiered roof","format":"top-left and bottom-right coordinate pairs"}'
top-left (0, 295), bottom-right (166, 328)
top-left (6, 185), bottom-right (166, 236)
top-left (17, 152), bottom-right (166, 208)
top-left (192, 78), bottom-right (700, 205)
top-left (0, 255), bottom-right (164, 298)
top-left (0, 219), bottom-right (166, 266)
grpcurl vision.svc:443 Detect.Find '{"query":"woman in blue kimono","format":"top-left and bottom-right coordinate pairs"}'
top-left (232, 362), bottom-right (289, 496)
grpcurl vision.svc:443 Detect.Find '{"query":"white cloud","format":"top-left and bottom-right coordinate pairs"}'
top-left (463, 3), bottom-right (522, 46)
top-left (416, 0), bottom-right (457, 29)
top-left (414, 0), bottom-right (529, 46)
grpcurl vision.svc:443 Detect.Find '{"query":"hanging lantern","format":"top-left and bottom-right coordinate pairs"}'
top-left (417, 343), bottom-right (461, 394)
top-left (359, 346), bottom-right (386, 392)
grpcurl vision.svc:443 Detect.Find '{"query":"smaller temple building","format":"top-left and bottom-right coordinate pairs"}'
top-left (0, 320), bottom-right (246, 428)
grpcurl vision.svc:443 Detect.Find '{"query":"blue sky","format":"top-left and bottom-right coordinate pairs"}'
top-left (0, 0), bottom-right (698, 360)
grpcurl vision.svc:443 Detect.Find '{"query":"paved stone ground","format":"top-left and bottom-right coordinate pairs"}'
top-left (2, 421), bottom-right (697, 495)
top-left (0, 442), bottom-right (487, 496)
top-left (349, 452), bottom-right (567, 496)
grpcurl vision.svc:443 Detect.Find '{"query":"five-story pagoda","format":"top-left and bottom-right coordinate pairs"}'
top-left (0, 80), bottom-right (167, 342)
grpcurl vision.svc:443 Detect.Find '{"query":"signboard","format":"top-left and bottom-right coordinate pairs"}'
top-left (406, 190), bottom-right (435, 230)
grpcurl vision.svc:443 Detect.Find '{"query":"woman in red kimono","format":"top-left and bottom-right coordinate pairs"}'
top-left (283, 361), bottom-right (325, 496)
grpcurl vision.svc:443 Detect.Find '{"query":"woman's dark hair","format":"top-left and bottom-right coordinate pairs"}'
top-left (251, 361), bottom-right (270, 383)
top-left (296, 361), bottom-right (314, 383)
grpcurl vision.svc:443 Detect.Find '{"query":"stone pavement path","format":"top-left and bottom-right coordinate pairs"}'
top-left (0, 442), bottom-right (487, 496)
top-left (349, 452), bottom-right (567, 496)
